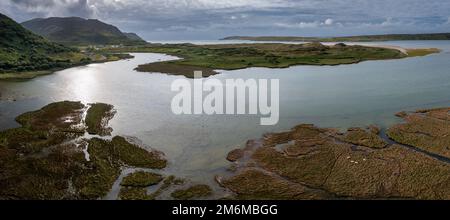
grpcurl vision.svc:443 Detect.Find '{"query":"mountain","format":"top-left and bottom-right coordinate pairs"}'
top-left (222, 33), bottom-right (450, 42)
top-left (0, 13), bottom-right (78, 73)
top-left (123, 32), bottom-right (144, 41)
top-left (22, 17), bottom-right (146, 45)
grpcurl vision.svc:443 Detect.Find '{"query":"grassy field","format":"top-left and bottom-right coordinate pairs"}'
top-left (105, 42), bottom-right (438, 78)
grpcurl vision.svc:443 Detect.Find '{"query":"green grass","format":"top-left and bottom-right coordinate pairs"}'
top-left (85, 103), bottom-right (115, 136)
top-left (0, 13), bottom-right (134, 80)
top-left (111, 136), bottom-right (167, 169)
top-left (120, 171), bottom-right (163, 187)
top-left (0, 101), bottom-right (168, 199)
top-left (106, 42), bottom-right (414, 78)
top-left (118, 187), bottom-right (154, 200)
top-left (171, 185), bottom-right (212, 200)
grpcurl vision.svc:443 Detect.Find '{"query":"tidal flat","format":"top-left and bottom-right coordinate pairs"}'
top-left (0, 101), bottom-right (168, 199)
top-left (0, 101), bottom-right (218, 200)
top-left (218, 109), bottom-right (450, 200)
top-left (2, 100), bottom-right (450, 199)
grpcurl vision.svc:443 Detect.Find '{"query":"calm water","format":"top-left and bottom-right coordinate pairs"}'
top-left (1, 40), bottom-right (450, 188)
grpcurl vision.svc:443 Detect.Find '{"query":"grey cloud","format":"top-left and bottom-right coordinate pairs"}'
top-left (1, 0), bottom-right (450, 40)
top-left (11, 0), bottom-right (55, 8)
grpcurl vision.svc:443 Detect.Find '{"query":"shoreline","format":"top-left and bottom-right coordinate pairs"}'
top-left (0, 53), bottom-right (134, 81)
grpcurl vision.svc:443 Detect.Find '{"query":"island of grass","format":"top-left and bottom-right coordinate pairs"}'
top-left (118, 174), bottom-right (187, 200)
top-left (85, 103), bottom-right (116, 136)
top-left (218, 110), bottom-right (450, 200)
top-left (120, 171), bottom-right (163, 187)
top-left (0, 101), bottom-right (167, 199)
top-left (105, 42), bottom-right (439, 78)
top-left (118, 171), bottom-right (163, 200)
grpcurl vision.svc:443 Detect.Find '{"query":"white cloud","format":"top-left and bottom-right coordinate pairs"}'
top-left (275, 18), bottom-right (336, 29)
top-left (324, 18), bottom-right (334, 25)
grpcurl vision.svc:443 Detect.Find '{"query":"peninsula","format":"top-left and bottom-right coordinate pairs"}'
top-left (223, 33), bottom-right (450, 42)
top-left (105, 42), bottom-right (439, 78)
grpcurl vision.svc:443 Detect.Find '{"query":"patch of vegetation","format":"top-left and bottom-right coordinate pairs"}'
top-left (220, 115), bottom-right (450, 200)
top-left (85, 103), bottom-right (115, 136)
top-left (16, 101), bottom-right (85, 132)
top-left (0, 101), bottom-right (167, 199)
top-left (387, 107), bottom-right (450, 159)
top-left (120, 171), bottom-right (163, 187)
top-left (221, 169), bottom-right (331, 200)
top-left (118, 174), bottom-right (186, 200)
top-left (171, 184), bottom-right (213, 200)
top-left (106, 42), bottom-right (414, 78)
top-left (118, 187), bottom-right (154, 200)
top-left (136, 62), bottom-right (217, 78)
top-left (335, 127), bottom-right (388, 149)
top-left (111, 136), bottom-right (167, 169)
top-left (72, 138), bottom-right (122, 199)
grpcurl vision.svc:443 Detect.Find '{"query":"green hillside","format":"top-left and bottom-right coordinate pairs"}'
top-left (22, 17), bottom-right (146, 45)
top-left (0, 13), bottom-right (134, 80)
top-left (0, 13), bottom-right (84, 74)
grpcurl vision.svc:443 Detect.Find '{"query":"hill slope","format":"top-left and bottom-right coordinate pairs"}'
top-left (0, 13), bottom-right (134, 79)
top-left (22, 17), bottom-right (146, 45)
top-left (123, 32), bottom-right (144, 41)
top-left (0, 13), bottom-right (80, 73)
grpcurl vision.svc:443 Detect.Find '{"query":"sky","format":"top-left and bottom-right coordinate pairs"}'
top-left (1, 0), bottom-right (450, 40)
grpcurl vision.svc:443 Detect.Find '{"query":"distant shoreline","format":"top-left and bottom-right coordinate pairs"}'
top-left (222, 33), bottom-right (450, 42)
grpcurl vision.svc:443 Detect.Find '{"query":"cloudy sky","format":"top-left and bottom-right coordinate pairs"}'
top-left (1, 0), bottom-right (450, 40)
